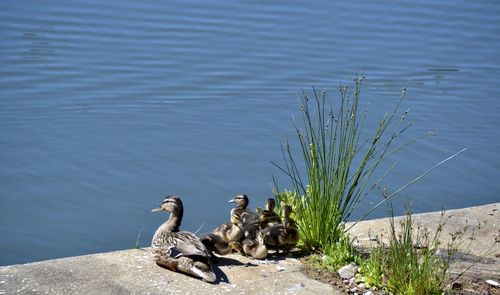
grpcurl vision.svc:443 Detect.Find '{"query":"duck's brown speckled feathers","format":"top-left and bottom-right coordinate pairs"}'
top-left (229, 194), bottom-right (260, 239)
top-left (200, 213), bottom-right (245, 257)
top-left (152, 230), bottom-right (209, 257)
top-left (228, 194), bottom-right (259, 224)
top-left (151, 195), bottom-right (216, 283)
top-left (258, 198), bottom-right (281, 229)
top-left (241, 237), bottom-right (268, 259)
top-left (257, 205), bottom-right (298, 254)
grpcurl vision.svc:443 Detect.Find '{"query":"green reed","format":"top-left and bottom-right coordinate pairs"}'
top-left (273, 76), bottom-right (416, 252)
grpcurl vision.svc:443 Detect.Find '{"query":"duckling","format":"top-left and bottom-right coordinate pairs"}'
top-left (228, 194), bottom-right (259, 225)
top-left (229, 194), bottom-right (259, 238)
top-left (200, 213), bottom-right (245, 256)
top-left (151, 195), bottom-right (216, 283)
top-left (234, 199), bottom-right (281, 260)
top-left (257, 205), bottom-right (298, 254)
top-left (238, 198), bottom-right (280, 249)
top-left (240, 237), bottom-right (268, 259)
top-left (199, 233), bottom-right (230, 256)
top-left (258, 198), bottom-right (281, 229)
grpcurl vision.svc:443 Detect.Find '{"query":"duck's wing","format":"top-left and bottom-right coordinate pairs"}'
top-left (173, 231), bottom-right (210, 258)
top-left (231, 208), bottom-right (259, 224)
top-left (212, 222), bottom-right (231, 234)
top-left (259, 211), bottom-right (281, 228)
top-left (242, 210), bottom-right (259, 223)
top-left (259, 224), bottom-right (285, 246)
top-left (261, 224), bottom-right (285, 235)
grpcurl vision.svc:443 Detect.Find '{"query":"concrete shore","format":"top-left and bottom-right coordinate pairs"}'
top-left (347, 202), bottom-right (499, 279)
top-left (1, 203), bottom-right (498, 295)
top-left (0, 250), bottom-right (335, 295)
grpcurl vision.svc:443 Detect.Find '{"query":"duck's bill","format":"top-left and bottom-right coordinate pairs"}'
top-left (151, 207), bottom-right (163, 212)
top-left (228, 199), bottom-right (236, 203)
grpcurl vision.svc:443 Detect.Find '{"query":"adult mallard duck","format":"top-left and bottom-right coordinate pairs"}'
top-left (151, 195), bottom-right (216, 283)
top-left (200, 213), bottom-right (245, 256)
top-left (257, 205), bottom-right (298, 254)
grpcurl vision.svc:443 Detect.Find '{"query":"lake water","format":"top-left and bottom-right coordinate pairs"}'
top-left (1, 0), bottom-right (499, 266)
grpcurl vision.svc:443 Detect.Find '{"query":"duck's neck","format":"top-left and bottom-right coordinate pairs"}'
top-left (266, 201), bottom-right (274, 211)
top-left (152, 208), bottom-right (183, 247)
top-left (163, 208), bottom-right (184, 232)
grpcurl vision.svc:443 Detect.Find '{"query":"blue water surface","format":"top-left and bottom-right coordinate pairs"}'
top-left (1, 0), bottom-right (499, 265)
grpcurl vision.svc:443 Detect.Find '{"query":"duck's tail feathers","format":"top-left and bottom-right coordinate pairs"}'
top-left (190, 262), bottom-right (216, 283)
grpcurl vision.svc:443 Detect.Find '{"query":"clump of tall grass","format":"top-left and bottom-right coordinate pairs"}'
top-left (273, 76), bottom-right (469, 283)
top-left (276, 189), bottom-right (359, 269)
top-left (273, 76), bottom-right (419, 253)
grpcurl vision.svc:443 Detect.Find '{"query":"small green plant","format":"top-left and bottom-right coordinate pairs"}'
top-left (322, 231), bottom-right (360, 271)
top-left (360, 201), bottom-right (468, 295)
top-left (359, 242), bottom-right (384, 288)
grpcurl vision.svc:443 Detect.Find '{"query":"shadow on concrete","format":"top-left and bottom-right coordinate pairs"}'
top-left (212, 264), bottom-right (230, 284)
top-left (214, 256), bottom-right (252, 267)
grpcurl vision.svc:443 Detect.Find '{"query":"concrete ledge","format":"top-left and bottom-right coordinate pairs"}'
top-left (1, 203), bottom-right (498, 294)
top-left (347, 203), bottom-right (499, 279)
top-left (0, 251), bottom-right (337, 295)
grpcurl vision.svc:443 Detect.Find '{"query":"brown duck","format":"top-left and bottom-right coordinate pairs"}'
top-left (257, 205), bottom-right (298, 254)
top-left (151, 195), bottom-right (216, 283)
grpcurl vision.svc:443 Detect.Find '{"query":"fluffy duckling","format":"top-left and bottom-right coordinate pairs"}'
top-left (257, 205), bottom-right (298, 254)
top-left (239, 198), bottom-right (281, 253)
top-left (229, 194), bottom-right (259, 238)
top-left (258, 198), bottom-right (281, 229)
top-left (199, 233), bottom-right (229, 256)
top-left (151, 195), bottom-right (216, 283)
top-left (240, 237), bottom-right (268, 259)
top-left (228, 194), bottom-right (259, 224)
top-left (200, 213), bottom-right (245, 256)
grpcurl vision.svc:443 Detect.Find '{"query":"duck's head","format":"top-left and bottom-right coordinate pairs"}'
top-left (151, 195), bottom-right (183, 214)
top-left (228, 194), bottom-right (249, 209)
top-left (265, 198), bottom-right (276, 211)
top-left (282, 205), bottom-right (293, 217)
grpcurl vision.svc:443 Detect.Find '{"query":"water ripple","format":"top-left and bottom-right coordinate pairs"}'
top-left (1, 0), bottom-right (500, 265)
